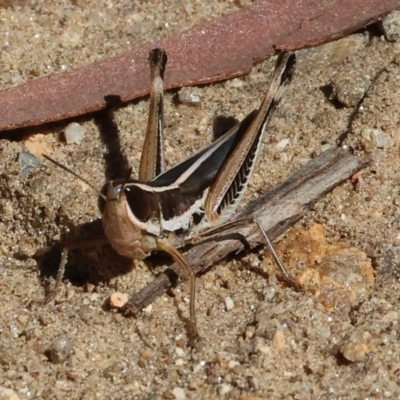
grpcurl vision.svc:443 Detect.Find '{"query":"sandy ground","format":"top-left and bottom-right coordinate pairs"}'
top-left (1, 1), bottom-right (400, 399)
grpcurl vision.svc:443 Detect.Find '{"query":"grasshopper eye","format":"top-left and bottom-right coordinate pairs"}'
top-left (98, 182), bottom-right (122, 213)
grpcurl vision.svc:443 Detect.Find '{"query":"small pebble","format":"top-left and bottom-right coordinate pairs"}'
top-left (381, 10), bottom-right (400, 42)
top-left (275, 138), bottom-right (289, 151)
top-left (144, 304), bottom-right (153, 314)
top-left (228, 360), bottom-right (240, 369)
top-left (17, 151), bottom-right (43, 177)
top-left (361, 128), bottom-right (392, 150)
top-left (256, 343), bottom-right (272, 356)
top-left (332, 74), bottom-right (367, 107)
top-left (85, 283), bottom-right (95, 293)
top-left (369, 129), bottom-right (392, 148)
top-left (109, 292), bottom-right (128, 308)
top-left (203, 281), bottom-right (213, 290)
top-left (103, 361), bottom-right (126, 379)
top-left (247, 376), bottom-right (259, 392)
top-left (272, 329), bottom-right (286, 352)
top-left (66, 288), bottom-right (75, 301)
top-left (0, 386), bottom-right (20, 400)
top-left (225, 296), bottom-right (234, 311)
top-left (193, 362), bottom-right (204, 374)
top-left (219, 384), bottom-right (232, 395)
top-left (172, 387), bottom-right (186, 400)
top-left (178, 87), bottom-right (202, 104)
top-left (55, 380), bottom-right (74, 392)
top-left (77, 305), bottom-right (93, 322)
top-left (64, 122), bottom-right (85, 144)
top-left (175, 347), bottom-right (185, 357)
top-left (49, 335), bottom-right (74, 363)
top-left (380, 310), bottom-right (398, 324)
top-left (245, 326), bottom-right (255, 339)
top-left (340, 330), bottom-right (382, 362)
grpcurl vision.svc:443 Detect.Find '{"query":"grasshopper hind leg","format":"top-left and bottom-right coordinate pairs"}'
top-left (195, 217), bottom-right (300, 289)
top-left (157, 239), bottom-right (200, 340)
top-left (253, 218), bottom-right (300, 290)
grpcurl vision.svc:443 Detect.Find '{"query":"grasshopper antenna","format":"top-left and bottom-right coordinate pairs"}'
top-left (42, 154), bottom-right (103, 199)
top-left (118, 167), bottom-right (133, 200)
top-left (116, 167), bottom-right (132, 200)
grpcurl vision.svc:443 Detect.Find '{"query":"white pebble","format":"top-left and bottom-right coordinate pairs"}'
top-left (381, 310), bottom-right (398, 324)
top-left (381, 10), bottom-right (400, 42)
top-left (276, 138), bottom-right (290, 150)
top-left (175, 347), bottom-right (185, 357)
top-left (228, 360), bottom-right (240, 369)
top-left (178, 87), bottom-right (201, 104)
top-left (0, 386), bottom-right (20, 400)
top-left (370, 129), bottom-right (392, 148)
top-left (219, 384), bottom-right (232, 395)
top-left (144, 304), bottom-right (153, 314)
top-left (172, 387), bottom-right (186, 400)
top-left (193, 363), bottom-right (203, 373)
top-left (225, 296), bottom-right (234, 311)
top-left (64, 122), bottom-right (85, 144)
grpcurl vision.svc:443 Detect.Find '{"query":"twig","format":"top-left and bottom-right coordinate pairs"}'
top-left (122, 147), bottom-right (370, 315)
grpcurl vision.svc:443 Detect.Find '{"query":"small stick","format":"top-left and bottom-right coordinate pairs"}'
top-left (122, 147), bottom-right (370, 315)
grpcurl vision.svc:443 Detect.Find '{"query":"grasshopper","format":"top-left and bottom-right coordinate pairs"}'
top-left (46, 48), bottom-right (296, 339)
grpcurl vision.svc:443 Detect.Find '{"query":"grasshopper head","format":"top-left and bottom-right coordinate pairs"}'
top-left (100, 181), bottom-right (147, 259)
top-left (99, 180), bottom-right (159, 259)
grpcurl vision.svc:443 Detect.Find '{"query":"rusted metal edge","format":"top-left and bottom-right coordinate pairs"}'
top-left (0, 0), bottom-right (399, 133)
